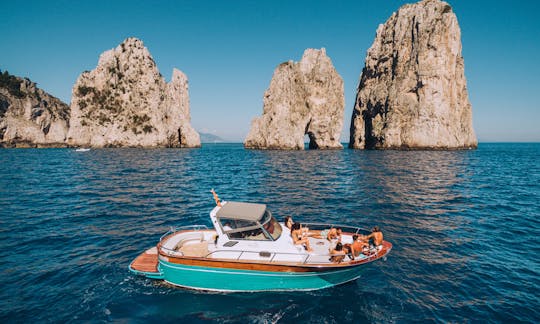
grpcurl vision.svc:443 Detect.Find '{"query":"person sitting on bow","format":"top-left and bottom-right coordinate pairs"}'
top-left (366, 226), bottom-right (383, 247)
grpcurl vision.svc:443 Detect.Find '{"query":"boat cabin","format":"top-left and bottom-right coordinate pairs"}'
top-left (211, 201), bottom-right (287, 250)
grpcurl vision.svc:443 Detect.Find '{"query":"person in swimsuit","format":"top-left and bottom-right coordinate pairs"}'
top-left (350, 234), bottom-right (369, 257)
top-left (334, 228), bottom-right (342, 241)
top-left (366, 226), bottom-right (384, 246)
top-left (315, 227), bottom-right (340, 241)
top-left (318, 228), bottom-right (330, 239)
top-left (343, 243), bottom-right (354, 260)
top-left (284, 216), bottom-right (293, 230)
top-left (291, 222), bottom-right (313, 252)
top-left (329, 242), bottom-right (345, 263)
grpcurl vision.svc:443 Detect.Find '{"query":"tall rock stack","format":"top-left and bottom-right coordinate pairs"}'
top-left (349, 0), bottom-right (477, 149)
top-left (0, 71), bottom-right (69, 147)
top-left (245, 48), bottom-right (344, 150)
top-left (67, 37), bottom-right (200, 148)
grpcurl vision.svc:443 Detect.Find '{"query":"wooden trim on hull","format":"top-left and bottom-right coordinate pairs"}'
top-left (159, 241), bottom-right (392, 273)
top-left (130, 247), bottom-right (159, 273)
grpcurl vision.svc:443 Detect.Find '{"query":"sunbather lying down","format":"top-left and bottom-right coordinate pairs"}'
top-left (305, 227), bottom-right (342, 241)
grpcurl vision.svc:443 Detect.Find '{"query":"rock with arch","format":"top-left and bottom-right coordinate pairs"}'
top-left (244, 48), bottom-right (344, 150)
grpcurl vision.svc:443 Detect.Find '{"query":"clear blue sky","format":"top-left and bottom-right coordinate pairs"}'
top-left (1, 0), bottom-right (539, 142)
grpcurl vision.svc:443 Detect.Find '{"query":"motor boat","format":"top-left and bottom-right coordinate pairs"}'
top-left (129, 192), bottom-right (392, 292)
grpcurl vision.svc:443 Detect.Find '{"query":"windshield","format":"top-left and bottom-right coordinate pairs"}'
top-left (228, 227), bottom-right (271, 241)
top-left (217, 209), bottom-right (282, 241)
top-left (219, 218), bottom-right (257, 231)
top-left (261, 210), bottom-right (282, 241)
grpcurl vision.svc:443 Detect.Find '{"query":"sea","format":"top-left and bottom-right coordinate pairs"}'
top-left (0, 143), bottom-right (538, 323)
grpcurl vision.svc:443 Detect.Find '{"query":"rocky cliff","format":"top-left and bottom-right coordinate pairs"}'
top-left (245, 48), bottom-right (344, 150)
top-left (349, 0), bottom-right (477, 149)
top-left (0, 70), bottom-right (69, 147)
top-left (67, 37), bottom-right (200, 148)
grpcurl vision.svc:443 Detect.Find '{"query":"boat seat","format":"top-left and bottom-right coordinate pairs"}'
top-left (179, 241), bottom-right (209, 257)
top-left (174, 232), bottom-right (204, 251)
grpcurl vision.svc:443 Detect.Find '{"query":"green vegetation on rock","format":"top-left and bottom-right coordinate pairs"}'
top-left (0, 70), bottom-right (25, 99)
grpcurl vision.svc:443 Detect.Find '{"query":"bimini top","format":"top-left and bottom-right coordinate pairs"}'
top-left (216, 201), bottom-right (267, 222)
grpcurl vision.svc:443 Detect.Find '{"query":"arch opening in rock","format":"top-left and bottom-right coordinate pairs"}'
top-left (306, 132), bottom-right (319, 149)
top-left (303, 119), bottom-right (319, 150)
top-left (243, 48), bottom-right (344, 150)
top-left (178, 128), bottom-right (182, 146)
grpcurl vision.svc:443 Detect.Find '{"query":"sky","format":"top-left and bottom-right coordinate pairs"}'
top-left (1, 0), bottom-right (539, 142)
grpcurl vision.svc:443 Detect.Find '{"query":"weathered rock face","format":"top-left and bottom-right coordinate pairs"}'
top-left (245, 48), bottom-right (344, 150)
top-left (67, 37), bottom-right (200, 148)
top-left (349, 0), bottom-right (477, 149)
top-left (0, 71), bottom-right (69, 147)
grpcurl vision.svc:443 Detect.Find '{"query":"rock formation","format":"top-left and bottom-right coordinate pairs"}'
top-left (349, 0), bottom-right (477, 149)
top-left (0, 70), bottom-right (69, 147)
top-left (67, 37), bottom-right (200, 148)
top-left (245, 48), bottom-right (344, 150)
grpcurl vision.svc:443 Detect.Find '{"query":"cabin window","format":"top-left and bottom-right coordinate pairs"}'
top-left (220, 218), bottom-right (256, 232)
top-left (219, 218), bottom-right (271, 241)
top-left (228, 227), bottom-right (271, 241)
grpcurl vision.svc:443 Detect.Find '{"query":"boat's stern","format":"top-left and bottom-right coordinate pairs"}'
top-left (129, 246), bottom-right (164, 280)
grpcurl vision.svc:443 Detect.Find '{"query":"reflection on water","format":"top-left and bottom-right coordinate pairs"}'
top-left (0, 144), bottom-right (538, 322)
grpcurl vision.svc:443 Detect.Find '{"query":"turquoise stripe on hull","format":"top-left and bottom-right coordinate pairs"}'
top-left (128, 265), bottom-right (164, 279)
top-left (158, 260), bottom-right (363, 292)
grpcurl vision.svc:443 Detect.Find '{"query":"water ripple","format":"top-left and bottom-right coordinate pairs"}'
top-left (0, 144), bottom-right (538, 322)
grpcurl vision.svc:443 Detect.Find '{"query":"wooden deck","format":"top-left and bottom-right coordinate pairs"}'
top-left (130, 246), bottom-right (159, 273)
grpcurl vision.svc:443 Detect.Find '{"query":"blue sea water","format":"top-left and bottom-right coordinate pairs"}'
top-left (0, 143), bottom-right (538, 323)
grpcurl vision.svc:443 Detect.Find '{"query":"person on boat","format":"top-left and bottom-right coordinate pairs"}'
top-left (285, 218), bottom-right (316, 238)
top-left (284, 216), bottom-right (293, 230)
top-left (334, 228), bottom-right (343, 241)
top-left (366, 226), bottom-right (384, 247)
top-left (222, 222), bottom-right (233, 232)
top-left (343, 243), bottom-right (354, 260)
top-left (321, 227), bottom-right (342, 241)
top-left (350, 234), bottom-right (369, 257)
top-left (312, 227), bottom-right (335, 241)
top-left (291, 222), bottom-right (313, 252)
top-left (329, 242), bottom-right (346, 263)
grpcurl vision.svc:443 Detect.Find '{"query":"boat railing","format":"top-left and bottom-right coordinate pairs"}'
top-left (157, 223), bottom-right (382, 262)
top-left (159, 225), bottom-right (209, 241)
top-left (203, 246), bottom-right (382, 265)
top-left (298, 222), bottom-right (372, 236)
